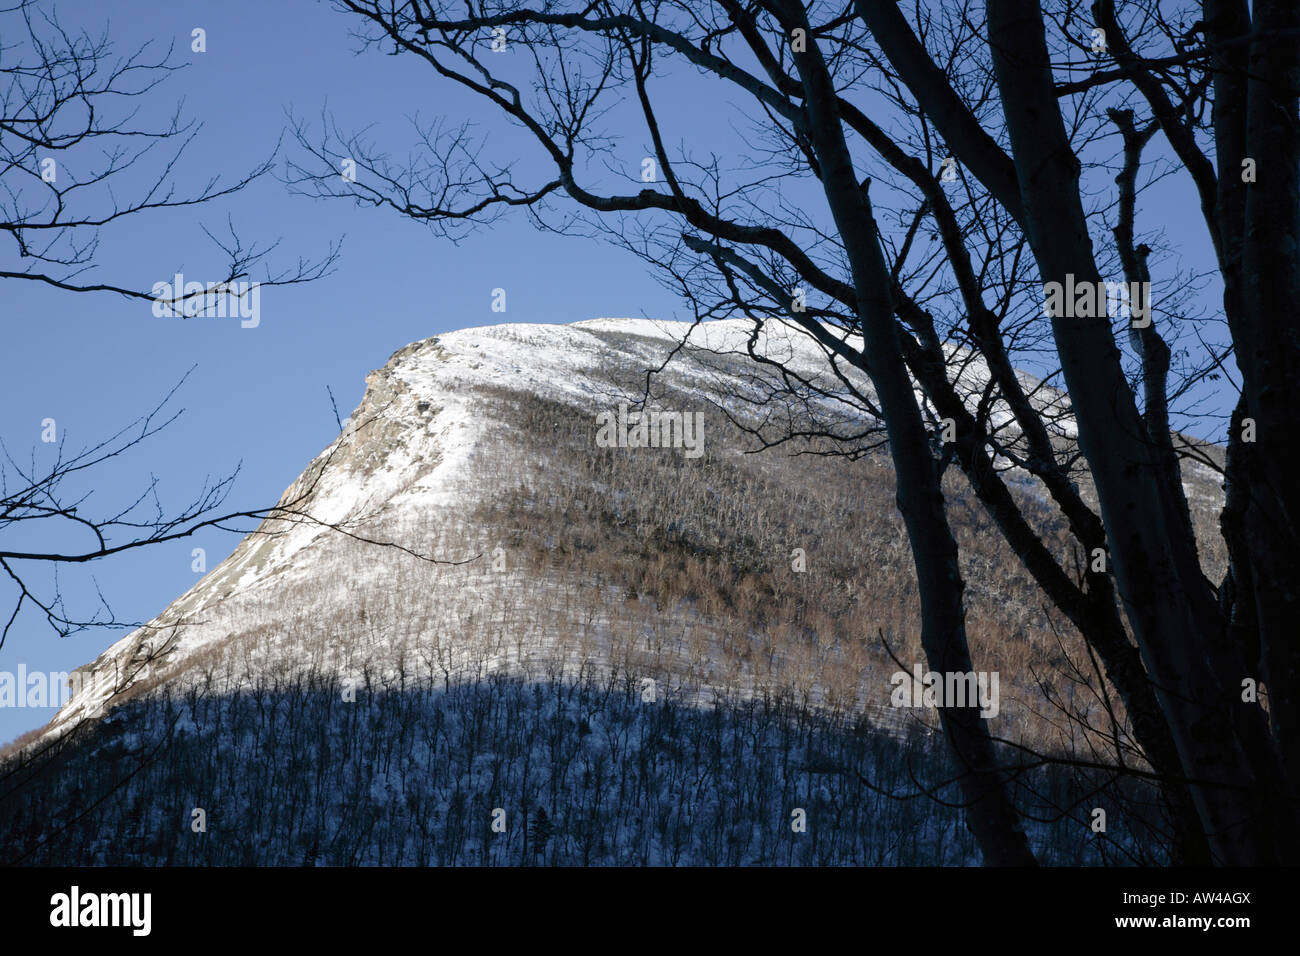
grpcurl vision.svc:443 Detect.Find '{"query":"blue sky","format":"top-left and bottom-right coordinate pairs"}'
top-left (0, 0), bottom-right (1227, 742)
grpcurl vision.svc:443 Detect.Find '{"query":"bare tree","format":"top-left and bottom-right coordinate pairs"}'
top-left (1, 0), bottom-right (340, 299)
top-left (0, 0), bottom-right (350, 646)
top-left (286, 0), bottom-right (1300, 865)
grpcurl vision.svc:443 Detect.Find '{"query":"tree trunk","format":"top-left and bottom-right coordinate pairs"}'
top-left (784, 0), bottom-right (1036, 865)
top-left (1236, 0), bottom-right (1300, 790)
top-left (986, 0), bottom-right (1291, 864)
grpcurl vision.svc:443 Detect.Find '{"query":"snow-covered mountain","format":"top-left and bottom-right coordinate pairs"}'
top-left (43, 318), bottom-right (924, 734)
top-left (1, 318), bottom-right (1224, 865)
top-left (46, 318), bottom-right (886, 732)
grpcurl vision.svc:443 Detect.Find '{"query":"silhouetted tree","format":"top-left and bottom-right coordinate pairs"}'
top-left (289, 0), bottom-right (1300, 865)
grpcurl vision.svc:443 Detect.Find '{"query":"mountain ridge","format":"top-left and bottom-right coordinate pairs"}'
top-left (36, 315), bottom-right (1221, 743)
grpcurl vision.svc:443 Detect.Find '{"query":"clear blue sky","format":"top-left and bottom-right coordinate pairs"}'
top-left (0, 0), bottom-right (1225, 742)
